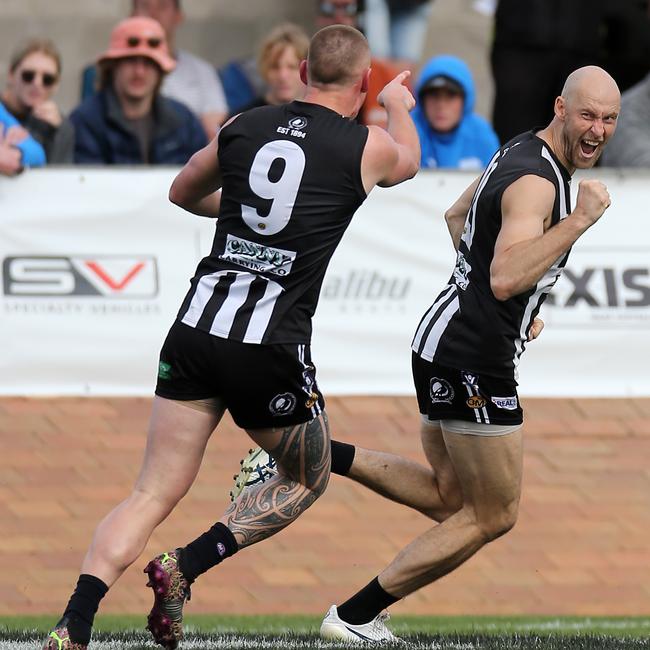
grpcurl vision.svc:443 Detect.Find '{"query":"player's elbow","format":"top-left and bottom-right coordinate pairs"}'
top-left (444, 208), bottom-right (463, 230)
top-left (169, 176), bottom-right (190, 209)
top-left (490, 272), bottom-right (515, 301)
top-left (406, 154), bottom-right (420, 179)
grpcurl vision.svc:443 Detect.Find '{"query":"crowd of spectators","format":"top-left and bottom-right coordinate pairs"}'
top-left (1, 0), bottom-right (650, 178)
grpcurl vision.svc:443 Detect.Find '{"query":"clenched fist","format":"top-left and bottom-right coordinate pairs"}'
top-left (0, 143), bottom-right (23, 176)
top-left (527, 317), bottom-right (544, 342)
top-left (378, 70), bottom-right (415, 112)
top-left (573, 179), bottom-right (611, 228)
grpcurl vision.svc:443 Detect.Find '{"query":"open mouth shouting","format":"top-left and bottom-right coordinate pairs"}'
top-left (579, 138), bottom-right (601, 159)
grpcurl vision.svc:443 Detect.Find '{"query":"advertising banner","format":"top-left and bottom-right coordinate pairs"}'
top-left (1, 168), bottom-right (647, 397)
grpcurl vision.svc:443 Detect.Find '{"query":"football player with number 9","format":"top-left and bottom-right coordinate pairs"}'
top-left (43, 24), bottom-right (419, 650)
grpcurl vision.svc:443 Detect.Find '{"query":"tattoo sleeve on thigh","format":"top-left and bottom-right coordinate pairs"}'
top-left (224, 414), bottom-right (331, 548)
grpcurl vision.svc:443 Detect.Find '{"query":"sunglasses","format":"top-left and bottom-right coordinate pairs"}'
top-left (126, 36), bottom-right (162, 48)
top-left (318, 1), bottom-right (358, 17)
top-left (20, 69), bottom-right (58, 87)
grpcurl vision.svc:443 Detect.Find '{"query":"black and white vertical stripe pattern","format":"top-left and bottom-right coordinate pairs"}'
top-left (412, 151), bottom-right (500, 363)
top-left (511, 146), bottom-right (571, 377)
top-left (181, 270), bottom-right (282, 344)
top-left (412, 284), bottom-right (459, 361)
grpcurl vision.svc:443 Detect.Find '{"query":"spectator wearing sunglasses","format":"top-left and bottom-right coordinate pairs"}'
top-left (1, 38), bottom-right (74, 164)
top-left (315, 0), bottom-right (360, 28)
top-left (70, 16), bottom-right (207, 165)
top-left (131, 0), bottom-right (228, 138)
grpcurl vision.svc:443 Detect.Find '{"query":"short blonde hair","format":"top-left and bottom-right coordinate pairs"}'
top-left (258, 23), bottom-right (309, 80)
top-left (307, 25), bottom-right (369, 87)
top-left (10, 38), bottom-right (62, 75)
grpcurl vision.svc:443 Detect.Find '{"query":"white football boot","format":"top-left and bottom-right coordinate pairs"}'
top-left (229, 447), bottom-right (278, 502)
top-left (320, 605), bottom-right (400, 643)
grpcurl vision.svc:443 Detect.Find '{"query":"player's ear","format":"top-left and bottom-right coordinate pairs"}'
top-left (299, 60), bottom-right (308, 85)
top-left (361, 67), bottom-right (371, 94)
top-left (555, 95), bottom-right (566, 120)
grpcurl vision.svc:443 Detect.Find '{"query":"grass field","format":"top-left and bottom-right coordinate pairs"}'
top-left (3, 615), bottom-right (650, 649)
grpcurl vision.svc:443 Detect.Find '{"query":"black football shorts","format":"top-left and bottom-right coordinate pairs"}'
top-left (155, 321), bottom-right (325, 429)
top-left (412, 352), bottom-right (523, 426)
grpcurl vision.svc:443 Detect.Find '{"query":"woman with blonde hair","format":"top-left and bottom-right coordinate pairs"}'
top-left (1, 38), bottom-right (74, 163)
top-left (231, 23), bottom-right (309, 114)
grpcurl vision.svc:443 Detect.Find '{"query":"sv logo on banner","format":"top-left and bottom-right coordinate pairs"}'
top-left (3, 256), bottom-right (158, 297)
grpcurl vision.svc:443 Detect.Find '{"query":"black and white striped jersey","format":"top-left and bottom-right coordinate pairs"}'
top-left (412, 130), bottom-right (572, 380)
top-left (177, 100), bottom-right (369, 344)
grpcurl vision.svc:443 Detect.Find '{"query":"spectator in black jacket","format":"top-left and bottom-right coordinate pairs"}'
top-left (1, 38), bottom-right (74, 163)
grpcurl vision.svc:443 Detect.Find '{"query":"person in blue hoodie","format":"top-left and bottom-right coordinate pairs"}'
top-left (0, 100), bottom-right (46, 175)
top-left (413, 54), bottom-right (499, 170)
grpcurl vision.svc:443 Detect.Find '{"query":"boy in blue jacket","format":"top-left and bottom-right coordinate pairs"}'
top-left (413, 54), bottom-right (499, 170)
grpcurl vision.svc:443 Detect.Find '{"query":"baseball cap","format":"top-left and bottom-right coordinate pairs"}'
top-left (421, 75), bottom-right (464, 96)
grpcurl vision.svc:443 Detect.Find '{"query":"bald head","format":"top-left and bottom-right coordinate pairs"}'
top-left (307, 25), bottom-right (370, 88)
top-left (561, 66), bottom-right (620, 109)
top-left (548, 65), bottom-right (621, 171)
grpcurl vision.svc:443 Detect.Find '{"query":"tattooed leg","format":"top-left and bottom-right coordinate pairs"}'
top-left (220, 412), bottom-right (331, 549)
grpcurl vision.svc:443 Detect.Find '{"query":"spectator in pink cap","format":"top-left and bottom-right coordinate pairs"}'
top-left (70, 16), bottom-right (206, 165)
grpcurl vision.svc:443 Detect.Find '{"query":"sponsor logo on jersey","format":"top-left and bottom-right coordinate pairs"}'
top-left (466, 395), bottom-right (487, 409)
top-left (461, 371), bottom-right (478, 387)
top-left (158, 361), bottom-right (172, 380)
top-left (220, 235), bottom-right (296, 276)
top-left (305, 391), bottom-right (319, 408)
top-left (269, 392), bottom-right (297, 416)
top-left (491, 396), bottom-right (518, 410)
top-left (288, 116), bottom-right (308, 130)
top-left (453, 251), bottom-right (471, 290)
top-left (2, 256), bottom-right (158, 297)
top-left (430, 377), bottom-right (454, 404)
top-left (276, 116), bottom-right (307, 138)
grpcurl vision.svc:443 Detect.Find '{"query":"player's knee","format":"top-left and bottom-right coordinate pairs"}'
top-left (477, 500), bottom-right (519, 542)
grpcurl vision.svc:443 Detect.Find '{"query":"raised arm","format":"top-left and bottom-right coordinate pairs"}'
top-left (168, 134), bottom-right (222, 218)
top-left (444, 176), bottom-right (480, 251)
top-left (490, 175), bottom-right (611, 301)
top-left (361, 71), bottom-right (420, 191)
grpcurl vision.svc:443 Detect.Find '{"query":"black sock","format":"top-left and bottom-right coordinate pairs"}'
top-left (62, 574), bottom-right (108, 644)
top-left (337, 576), bottom-right (399, 625)
top-left (178, 522), bottom-right (238, 582)
top-left (330, 439), bottom-right (356, 476)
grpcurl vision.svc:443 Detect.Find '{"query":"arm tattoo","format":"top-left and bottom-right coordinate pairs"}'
top-left (223, 413), bottom-right (331, 548)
